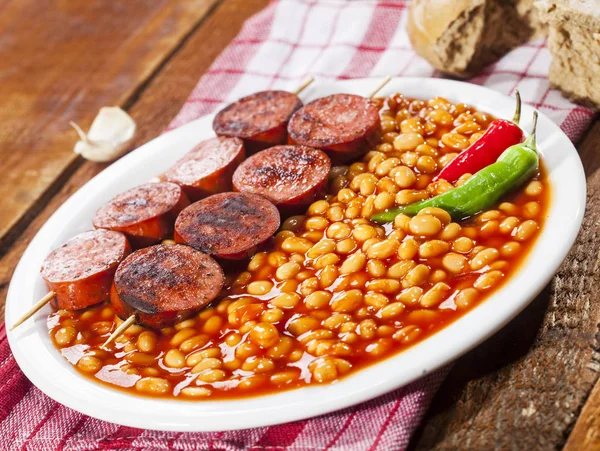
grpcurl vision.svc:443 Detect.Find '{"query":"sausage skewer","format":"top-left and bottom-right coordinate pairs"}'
top-left (102, 244), bottom-right (225, 348)
top-left (10, 291), bottom-right (56, 331)
top-left (212, 77), bottom-right (314, 154)
top-left (11, 229), bottom-right (131, 330)
top-left (287, 75), bottom-right (392, 164)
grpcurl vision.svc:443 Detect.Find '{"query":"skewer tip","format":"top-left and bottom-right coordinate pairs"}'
top-left (10, 291), bottom-right (55, 331)
top-left (293, 75), bottom-right (315, 95)
top-left (368, 75), bottom-right (392, 99)
top-left (101, 314), bottom-right (136, 349)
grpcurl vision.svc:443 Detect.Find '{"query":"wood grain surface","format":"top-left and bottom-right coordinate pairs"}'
top-left (1, 0), bottom-right (599, 448)
top-left (0, 0), bottom-right (218, 247)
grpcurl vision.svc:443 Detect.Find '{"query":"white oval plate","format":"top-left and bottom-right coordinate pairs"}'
top-left (6, 78), bottom-right (586, 431)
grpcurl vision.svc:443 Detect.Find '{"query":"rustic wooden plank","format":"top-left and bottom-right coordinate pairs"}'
top-left (410, 120), bottom-right (600, 451)
top-left (0, 0), bottom-right (270, 322)
top-left (564, 381), bottom-right (600, 450)
top-left (0, 0), bottom-right (219, 247)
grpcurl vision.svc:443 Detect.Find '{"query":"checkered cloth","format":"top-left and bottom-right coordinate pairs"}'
top-left (2, 1), bottom-right (595, 450)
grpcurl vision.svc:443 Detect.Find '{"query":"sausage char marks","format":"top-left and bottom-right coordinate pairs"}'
top-left (111, 244), bottom-right (224, 328)
top-left (213, 90), bottom-right (303, 153)
top-left (232, 145), bottom-right (331, 213)
top-left (93, 182), bottom-right (189, 247)
top-left (161, 137), bottom-right (245, 202)
top-left (287, 94), bottom-right (381, 163)
top-left (174, 192), bottom-right (280, 260)
top-left (41, 229), bottom-right (131, 310)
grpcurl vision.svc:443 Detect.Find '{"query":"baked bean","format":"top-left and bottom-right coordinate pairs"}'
top-left (135, 377), bottom-right (170, 395)
top-left (271, 293), bottom-right (301, 309)
top-left (287, 316), bottom-right (320, 336)
top-left (331, 290), bottom-right (363, 312)
top-left (55, 326), bottom-right (76, 346)
top-left (417, 156), bottom-right (437, 174)
top-left (470, 248), bottom-right (500, 270)
top-left (500, 241), bottom-right (522, 258)
top-left (393, 325), bottom-right (421, 344)
top-left (398, 238), bottom-right (419, 260)
top-left (276, 261), bottom-right (301, 280)
top-left (396, 189), bottom-right (428, 205)
top-left (181, 387), bottom-right (212, 397)
top-left (515, 220), bottom-right (538, 241)
top-left (453, 237), bottom-right (474, 253)
top-left (248, 322), bottom-right (280, 348)
top-left (164, 349), bottom-right (186, 368)
top-left (420, 283), bottom-right (451, 308)
top-left (367, 259), bottom-right (387, 277)
top-left (474, 270), bottom-right (504, 290)
top-left (319, 265), bottom-right (338, 288)
top-left (281, 237), bottom-right (313, 254)
top-left (499, 216), bottom-right (520, 234)
top-left (366, 278), bottom-right (401, 294)
top-left (378, 302), bottom-right (405, 319)
top-left (419, 240), bottom-right (450, 258)
top-left (340, 252), bottom-right (367, 274)
top-left (442, 253), bottom-right (467, 273)
top-left (374, 192), bottom-right (395, 211)
top-left (523, 201), bottom-right (540, 219)
top-left (202, 316), bottom-right (223, 336)
top-left (396, 287), bottom-right (423, 306)
top-left (525, 180), bottom-right (543, 196)
top-left (337, 238), bottom-right (357, 254)
top-left (394, 214), bottom-right (411, 232)
top-left (402, 264), bottom-right (430, 288)
top-left (441, 133), bottom-right (470, 150)
top-left (455, 288), bottom-right (479, 308)
top-left (499, 201), bottom-right (519, 216)
top-left (366, 239), bottom-right (400, 259)
top-left (247, 281), bottom-right (274, 296)
top-left (409, 214), bottom-right (442, 236)
top-left (170, 328), bottom-right (196, 347)
top-left (394, 132), bottom-right (425, 151)
top-left (77, 356), bottom-right (102, 373)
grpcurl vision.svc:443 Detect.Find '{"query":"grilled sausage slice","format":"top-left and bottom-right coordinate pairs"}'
top-left (41, 229), bottom-right (131, 310)
top-left (287, 94), bottom-right (381, 163)
top-left (174, 192), bottom-right (280, 260)
top-left (110, 244), bottom-right (224, 329)
top-left (213, 90), bottom-right (303, 153)
top-left (232, 145), bottom-right (330, 214)
top-left (93, 182), bottom-right (189, 247)
top-left (161, 137), bottom-right (245, 202)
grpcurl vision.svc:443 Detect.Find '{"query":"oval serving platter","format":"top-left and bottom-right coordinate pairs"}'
top-left (5, 77), bottom-right (586, 431)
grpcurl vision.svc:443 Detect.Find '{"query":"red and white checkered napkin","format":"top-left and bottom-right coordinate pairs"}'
top-left (2, 1), bottom-right (595, 450)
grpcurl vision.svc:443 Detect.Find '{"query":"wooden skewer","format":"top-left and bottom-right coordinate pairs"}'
top-left (367, 75), bottom-right (392, 99)
top-left (293, 75), bottom-right (315, 95)
top-left (10, 291), bottom-right (55, 331)
top-left (102, 314), bottom-right (136, 349)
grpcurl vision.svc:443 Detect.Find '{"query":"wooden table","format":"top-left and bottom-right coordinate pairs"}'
top-left (1, 1), bottom-right (598, 449)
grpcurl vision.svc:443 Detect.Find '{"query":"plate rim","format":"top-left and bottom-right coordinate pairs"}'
top-left (5, 76), bottom-right (586, 431)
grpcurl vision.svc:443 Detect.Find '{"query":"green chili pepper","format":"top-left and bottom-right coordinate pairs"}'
top-left (371, 112), bottom-right (539, 223)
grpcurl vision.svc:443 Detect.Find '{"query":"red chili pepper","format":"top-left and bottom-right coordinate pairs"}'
top-left (433, 92), bottom-right (524, 184)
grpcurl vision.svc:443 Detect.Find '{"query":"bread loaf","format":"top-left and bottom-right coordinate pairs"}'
top-left (537, 0), bottom-right (600, 109)
top-left (407, 0), bottom-right (546, 78)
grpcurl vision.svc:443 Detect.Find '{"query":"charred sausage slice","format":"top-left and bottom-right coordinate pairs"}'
top-left (110, 244), bottom-right (224, 329)
top-left (232, 145), bottom-right (330, 214)
top-left (287, 94), bottom-right (381, 163)
top-left (161, 137), bottom-right (245, 202)
top-left (93, 182), bottom-right (190, 247)
top-left (174, 192), bottom-right (280, 260)
top-left (41, 229), bottom-right (131, 311)
top-left (213, 90), bottom-right (303, 153)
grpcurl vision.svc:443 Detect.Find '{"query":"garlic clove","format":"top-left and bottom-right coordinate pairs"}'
top-left (71, 107), bottom-right (136, 163)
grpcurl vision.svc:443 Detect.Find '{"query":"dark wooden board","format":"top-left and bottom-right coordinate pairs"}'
top-left (0, 0), bottom-right (219, 247)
